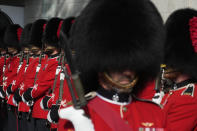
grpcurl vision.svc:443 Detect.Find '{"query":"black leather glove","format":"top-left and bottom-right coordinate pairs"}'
top-left (23, 88), bottom-right (33, 102)
top-left (7, 84), bottom-right (13, 95)
top-left (41, 95), bottom-right (52, 110)
top-left (13, 88), bottom-right (22, 104)
top-left (47, 104), bottom-right (60, 123)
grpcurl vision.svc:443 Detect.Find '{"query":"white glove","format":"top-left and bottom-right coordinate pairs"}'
top-left (0, 92), bottom-right (5, 98)
top-left (59, 106), bottom-right (95, 131)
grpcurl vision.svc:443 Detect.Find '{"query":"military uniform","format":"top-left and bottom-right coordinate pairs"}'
top-left (59, 0), bottom-right (166, 130)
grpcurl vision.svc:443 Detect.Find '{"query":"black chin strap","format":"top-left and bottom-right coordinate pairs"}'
top-left (97, 87), bottom-right (131, 103)
top-left (174, 79), bottom-right (197, 89)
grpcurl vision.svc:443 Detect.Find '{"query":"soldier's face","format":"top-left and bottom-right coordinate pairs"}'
top-left (23, 47), bottom-right (30, 54)
top-left (0, 48), bottom-right (6, 55)
top-left (8, 47), bottom-right (17, 54)
top-left (30, 46), bottom-right (41, 55)
top-left (109, 70), bottom-right (136, 85)
top-left (163, 67), bottom-right (179, 81)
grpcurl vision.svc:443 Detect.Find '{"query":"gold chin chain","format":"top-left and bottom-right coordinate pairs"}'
top-left (103, 72), bottom-right (138, 90)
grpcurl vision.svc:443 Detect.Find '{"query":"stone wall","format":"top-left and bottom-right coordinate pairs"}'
top-left (24, 0), bottom-right (197, 24)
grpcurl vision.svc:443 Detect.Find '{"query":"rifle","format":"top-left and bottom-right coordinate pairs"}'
top-left (17, 51), bottom-right (24, 73)
top-left (26, 52), bottom-right (43, 121)
top-left (24, 52), bottom-right (30, 72)
top-left (59, 31), bottom-right (87, 109)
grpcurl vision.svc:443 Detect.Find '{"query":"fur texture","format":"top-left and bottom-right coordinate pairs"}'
top-left (165, 8), bottom-right (197, 79)
top-left (70, 0), bottom-right (165, 93)
top-left (42, 17), bottom-right (63, 48)
top-left (0, 10), bottom-right (13, 49)
top-left (4, 24), bottom-right (22, 50)
top-left (29, 19), bottom-right (47, 48)
top-left (20, 23), bottom-right (32, 47)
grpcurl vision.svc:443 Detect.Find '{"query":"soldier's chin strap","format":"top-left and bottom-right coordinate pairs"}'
top-left (103, 72), bottom-right (138, 93)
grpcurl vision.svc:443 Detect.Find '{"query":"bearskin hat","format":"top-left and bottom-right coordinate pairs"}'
top-left (70, 0), bottom-right (165, 93)
top-left (42, 17), bottom-right (63, 48)
top-left (20, 23), bottom-right (32, 48)
top-left (0, 10), bottom-right (13, 49)
top-left (164, 8), bottom-right (197, 79)
top-left (29, 19), bottom-right (47, 48)
top-left (60, 16), bottom-right (75, 49)
top-left (4, 24), bottom-right (23, 51)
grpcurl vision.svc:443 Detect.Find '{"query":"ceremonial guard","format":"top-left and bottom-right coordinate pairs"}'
top-left (59, 0), bottom-right (166, 130)
top-left (2, 24), bottom-right (23, 131)
top-left (0, 10), bottom-right (13, 131)
top-left (22, 18), bottom-right (64, 131)
top-left (20, 19), bottom-right (48, 131)
top-left (160, 8), bottom-right (197, 131)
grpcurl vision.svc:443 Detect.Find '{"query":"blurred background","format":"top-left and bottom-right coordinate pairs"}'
top-left (0, 0), bottom-right (197, 26)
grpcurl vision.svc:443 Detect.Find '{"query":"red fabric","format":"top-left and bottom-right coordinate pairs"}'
top-left (18, 56), bottom-right (48, 113)
top-left (0, 56), bottom-right (5, 85)
top-left (57, 119), bottom-right (74, 131)
top-left (17, 28), bottom-right (23, 41)
top-left (7, 57), bottom-right (34, 106)
top-left (31, 56), bottom-right (60, 119)
top-left (162, 83), bottom-right (197, 131)
top-left (57, 21), bottom-right (63, 38)
top-left (136, 80), bottom-right (156, 100)
top-left (3, 56), bottom-right (20, 92)
top-left (189, 17), bottom-right (197, 53)
top-left (85, 96), bottom-right (166, 131)
top-left (46, 64), bottom-right (73, 109)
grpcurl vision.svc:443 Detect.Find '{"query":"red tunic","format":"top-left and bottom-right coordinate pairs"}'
top-left (161, 83), bottom-right (197, 131)
top-left (86, 95), bottom-right (166, 131)
top-left (31, 56), bottom-right (60, 119)
top-left (19, 55), bottom-right (48, 114)
top-left (3, 56), bottom-right (20, 92)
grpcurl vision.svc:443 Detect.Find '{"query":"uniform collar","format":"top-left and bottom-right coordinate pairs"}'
top-left (174, 78), bottom-right (197, 89)
top-left (97, 87), bottom-right (131, 104)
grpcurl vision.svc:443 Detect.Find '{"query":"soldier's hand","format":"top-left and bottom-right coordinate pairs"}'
top-left (0, 86), bottom-right (6, 98)
top-left (47, 104), bottom-right (60, 124)
top-left (40, 95), bottom-right (52, 110)
top-left (13, 88), bottom-right (22, 106)
top-left (59, 106), bottom-right (95, 131)
top-left (6, 84), bottom-right (13, 96)
top-left (22, 88), bottom-right (33, 103)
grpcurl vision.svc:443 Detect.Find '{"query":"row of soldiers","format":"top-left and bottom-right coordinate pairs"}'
top-left (0, 0), bottom-right (197, 131)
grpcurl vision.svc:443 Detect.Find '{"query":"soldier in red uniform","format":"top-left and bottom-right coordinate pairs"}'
top-left (39, 17), bottom-right (75, 131)
top-left (58, 0), bottom-right (166, 130)
top-left (0, 10), bottom-right (13, 131)
top-left (1, 24), bottom-right (23, 131)
top-left (6, 23), bottom-right (34, 131)
top-left (18, 19), bottom-right (48, 131)
top-left (159, 8), bottom-right (197, 131)
top-left (22, 18), bottom-right (64, 131)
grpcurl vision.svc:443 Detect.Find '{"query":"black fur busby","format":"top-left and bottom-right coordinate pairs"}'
top-left (165, 8), bottom-right (197, 79)
top-left (70, 0), bottom-right (165, 93)
top-left (20, 23), bottom-right (32, 48)
top-left (42, 17), bottom-right (63, 48)
top-left (60, 16), bottom-right (75, 49)
top-left (4, 24), bottom-right (23, 51)
top-left (29, 19), bottom-right (47, 48)
top-left (0, 10), bottom-right (13, 49)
